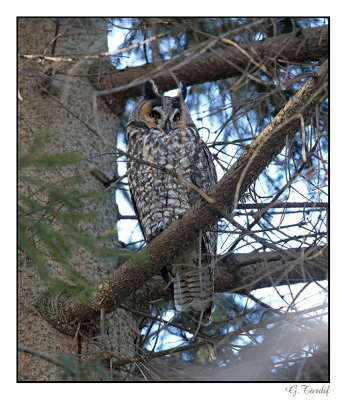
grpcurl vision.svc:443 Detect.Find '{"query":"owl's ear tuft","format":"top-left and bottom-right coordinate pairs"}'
top-left (178, 81), bottom-right (187, 101)
top-left (143, 79), bottom-right (159, 99)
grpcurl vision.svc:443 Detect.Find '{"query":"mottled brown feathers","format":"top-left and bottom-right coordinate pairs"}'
top-left (127, 80), bottom-right (217, 325)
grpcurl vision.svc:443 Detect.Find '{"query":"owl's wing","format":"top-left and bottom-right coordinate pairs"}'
top-left (187, 128), bottom-right (217, 202)
top-left (182, 127), bottom-right (217, 288)
top-left (128, 184), bottom-right (147, 243)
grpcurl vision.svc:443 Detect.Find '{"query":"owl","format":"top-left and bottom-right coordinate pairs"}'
top-left (126, 79), bottom-right (217, 325)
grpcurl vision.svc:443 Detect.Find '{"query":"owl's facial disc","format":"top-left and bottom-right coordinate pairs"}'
top-left (151, 106), bottom-right (164, 122)
top-left (138, 88), bottom-right (187, 133)
top-left (172, 109), bottom-right (181, 123)
top-left (151, 105), bottom-right (182, 134)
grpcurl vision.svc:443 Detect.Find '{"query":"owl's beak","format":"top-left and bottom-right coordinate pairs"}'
top-left (164, 120), bottom-right (171, 134)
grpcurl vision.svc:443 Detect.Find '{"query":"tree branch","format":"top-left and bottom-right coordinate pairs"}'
top-left (214, 245), bottom-right (328, 293)
top-left (96, 25), bottom-right (328, 98)
top-left (35, 60), bottom-right (328, 336)
top-left (137, 245), bottom-right (328, 303)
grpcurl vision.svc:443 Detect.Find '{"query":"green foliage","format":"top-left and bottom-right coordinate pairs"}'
top-left (58, 355), bottom-right (116, 381)
top-left (18, 126), bottom-right (143, 304)
top-left (18, 127), bottom-right (100, 302)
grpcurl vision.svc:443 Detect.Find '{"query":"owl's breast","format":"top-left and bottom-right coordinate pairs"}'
top-left (127, 128), bottom-right (198, 241)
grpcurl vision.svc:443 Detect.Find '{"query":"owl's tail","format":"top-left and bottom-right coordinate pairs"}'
top-left (172, 240), bottom-right (214, 325)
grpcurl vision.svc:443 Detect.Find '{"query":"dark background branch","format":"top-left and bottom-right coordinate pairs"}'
top-left (138, 245), bottom-right (328, 304)
top-left (96, 25), bottom-right (328, 100)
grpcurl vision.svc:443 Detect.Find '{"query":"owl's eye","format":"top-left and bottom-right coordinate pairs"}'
top-left (174, 113), bottom-right (180, 122)
top-left (150, 110), bottom-right (161, 120)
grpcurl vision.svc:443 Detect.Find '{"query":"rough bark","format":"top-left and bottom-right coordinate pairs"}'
top-left (96, 24), bottom-right (328, 100)
top-left (35, 59), bottom-right (328, 335)
top-left (17, 17), bottom-right (142, 381)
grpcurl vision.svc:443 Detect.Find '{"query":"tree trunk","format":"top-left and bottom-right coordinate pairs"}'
top-left (18, 17), bottom-right (142, 381)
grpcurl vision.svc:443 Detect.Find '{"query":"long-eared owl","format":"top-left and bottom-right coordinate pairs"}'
top-left (126, 80), bottom-right (217, 324)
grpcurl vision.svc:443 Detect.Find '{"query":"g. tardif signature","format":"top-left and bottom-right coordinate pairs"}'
top-left (285, 385), bottom-right (331, 397)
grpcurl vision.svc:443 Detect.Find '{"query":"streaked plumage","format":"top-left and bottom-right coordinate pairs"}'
top-left (126, 80), bottom-right (217, 324)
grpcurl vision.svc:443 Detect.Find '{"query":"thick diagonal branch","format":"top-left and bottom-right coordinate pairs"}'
top-left (35, 60), bottom-right (328, 336)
